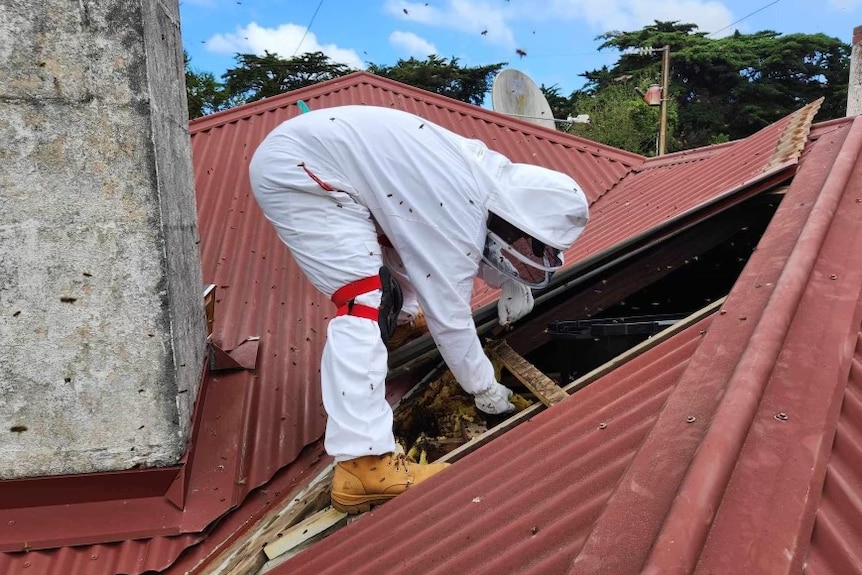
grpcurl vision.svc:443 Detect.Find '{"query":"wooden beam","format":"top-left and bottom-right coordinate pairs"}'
top-left (263, 506), bottom-right (347, 561)
top-left (487, 340), bottom-right (568, 406)
top-left (198, 467), bottom-right (333, 575)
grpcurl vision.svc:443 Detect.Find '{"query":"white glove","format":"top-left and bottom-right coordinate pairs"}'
top-left (497, 280), bottom-right (534, 326)
top-left (474, 381), bottom-right (515, 415)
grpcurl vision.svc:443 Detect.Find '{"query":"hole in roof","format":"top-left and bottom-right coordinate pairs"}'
top-left (525, 190), bottom-right (782, 382)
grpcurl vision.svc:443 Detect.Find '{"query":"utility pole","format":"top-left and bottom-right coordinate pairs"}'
top-left (658, 45), bottom-right (671, 156)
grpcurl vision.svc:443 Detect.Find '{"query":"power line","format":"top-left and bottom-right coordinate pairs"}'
top-left (707, 0), bottom-right (782, 37)
top-left (292, 0), bottom-right (326, 57)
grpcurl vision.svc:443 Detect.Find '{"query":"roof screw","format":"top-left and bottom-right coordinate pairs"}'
top-left (598, 422), bottom-right (607, 430)
top-left (830, 274), bottom-right (838, 280)
top-left (774, 412), bottom-right (789, 421)
top-left (7, 520), bottom-right (14, 526)
top-left (23, 562), bottom-right (30, 568)
top-left (686, 416), bottom-right (696, 423)
top-left (91, 554), bottom-right (98, 560)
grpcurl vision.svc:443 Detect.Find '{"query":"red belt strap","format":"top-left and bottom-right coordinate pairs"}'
top-left (377, 234), bottom-right (393, 248)
top-left (332, 275), bottom-right (382, 321)
top-left (299, 162), bottom-right (334, 192)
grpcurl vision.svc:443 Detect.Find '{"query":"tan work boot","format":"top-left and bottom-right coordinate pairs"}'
top-left (387, 312), bottom-right (428, 349)
top-left (331, 452), bottom-right (450, 514)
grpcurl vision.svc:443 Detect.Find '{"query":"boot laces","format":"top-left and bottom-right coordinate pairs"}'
top-left (387, 452), bottom-right (412, 473)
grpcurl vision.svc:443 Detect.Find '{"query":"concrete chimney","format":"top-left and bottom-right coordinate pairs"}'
top-left (0, 1), bottom-right (206, 478)
top-left (849, 25), bottom-right (862, 116)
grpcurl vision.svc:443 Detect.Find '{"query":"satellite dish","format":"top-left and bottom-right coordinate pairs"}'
top-left (491, 69), bottom-right (556, 130)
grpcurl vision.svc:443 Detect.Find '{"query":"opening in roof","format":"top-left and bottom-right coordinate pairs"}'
top-left (525, 188), bottom-right (784, 383)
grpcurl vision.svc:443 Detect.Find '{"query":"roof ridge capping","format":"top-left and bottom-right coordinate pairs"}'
top-left (635, 97), bottom-right (824, 172)
top-left (762, 97), bottom-right (824, 172)
top-left (188, 71), bottom-right (644, 167)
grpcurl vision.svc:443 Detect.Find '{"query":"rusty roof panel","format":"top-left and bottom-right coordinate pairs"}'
top-left (806, 341), bottom-right (862, 574)
top-left (0, 535), bottom-right (204, 575)
top-left (265, 116), bottom-right (862, 575)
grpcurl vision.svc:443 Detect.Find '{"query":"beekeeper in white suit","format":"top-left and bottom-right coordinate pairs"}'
top-left (250, 105), bottom-right (588, 514)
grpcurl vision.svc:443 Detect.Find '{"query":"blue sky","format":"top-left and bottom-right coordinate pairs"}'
top-left (180, 0), bottom-right (861, 100)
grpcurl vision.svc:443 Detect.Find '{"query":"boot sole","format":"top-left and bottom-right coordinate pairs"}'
top-left (331, 493), bottom-right (398, 515)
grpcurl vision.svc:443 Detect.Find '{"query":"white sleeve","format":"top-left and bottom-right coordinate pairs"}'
top-left (384, 221), bottom-right (497, 397)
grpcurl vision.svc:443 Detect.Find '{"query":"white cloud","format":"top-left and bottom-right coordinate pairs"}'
top-left (205, 22), bottom-right (366, 69)
top-left (389, 31), bottom-right (438, 57)
top-left (545, 0), bottom-right (735, 36)
top-left (384, 0), bottom-right (517, 47)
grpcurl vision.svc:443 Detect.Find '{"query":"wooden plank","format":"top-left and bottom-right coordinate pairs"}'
top-left (487, 340), bottom-right (569, 406)
top-left (199, 467), bottom-right (333, 575)
top-left (263, 506), bottom-right (348, 560)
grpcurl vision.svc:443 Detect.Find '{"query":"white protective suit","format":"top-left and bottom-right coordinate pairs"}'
top-left (249, 105), bottom-right (588, 461)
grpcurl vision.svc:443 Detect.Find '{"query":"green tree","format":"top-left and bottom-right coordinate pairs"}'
top-left (567, 79), bottom-right (677, 156)
top-left (583, 22), bottom-right (850, 150)
top-left (185, 52), bottom-right (235, 119)
top-left (368, 55), bottom-right (506, 106)
top-left (222, 51), bottom-right (355, 104)
top-left (540, 84), bottom-right (576, 122)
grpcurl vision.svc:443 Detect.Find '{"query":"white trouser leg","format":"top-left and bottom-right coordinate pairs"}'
top-left (251, 157), bottom-right (395, 460)
top-left (322, 291), bottom-right (395, 460)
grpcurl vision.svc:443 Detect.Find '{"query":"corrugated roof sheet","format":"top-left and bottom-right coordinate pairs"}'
top-left (3, 67), bottom-right (841, 575)
top-left (267, 115), bottom-right (862, 575)
top-left (266, 318), bottom-right (709, 575)
top-left (564, 96), bottom-right (821, 266)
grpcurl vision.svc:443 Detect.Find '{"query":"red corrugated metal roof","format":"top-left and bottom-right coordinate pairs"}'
top-left (2, 68), bottom-right (843, 575)
top-left (266, 115), bottom-right (862, 575)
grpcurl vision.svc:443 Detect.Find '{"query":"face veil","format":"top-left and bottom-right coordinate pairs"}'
top-left (482, 214), bottom-right (564, 289)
